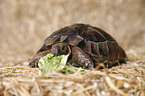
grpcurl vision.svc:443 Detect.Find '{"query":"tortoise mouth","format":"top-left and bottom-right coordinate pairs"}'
top-left (29, 23), bottom-right (127, 69)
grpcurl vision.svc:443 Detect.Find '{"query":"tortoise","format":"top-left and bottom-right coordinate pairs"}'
top-left (29, 23), bottom-right (127, 69)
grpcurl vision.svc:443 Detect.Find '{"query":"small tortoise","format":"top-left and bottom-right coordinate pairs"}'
top-left (29, 23), bottom-right (127, 69)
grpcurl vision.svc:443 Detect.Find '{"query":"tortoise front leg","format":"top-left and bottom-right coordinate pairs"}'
top-left (72, 47), bottom-right (94, 70)
top-left (29, 50), bottom-right (50, 67)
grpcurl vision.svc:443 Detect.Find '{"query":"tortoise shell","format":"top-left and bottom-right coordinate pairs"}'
top-left (29, 23), bottom-right (127, 69)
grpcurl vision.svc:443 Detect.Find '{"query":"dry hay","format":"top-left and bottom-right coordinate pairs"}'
top-left (0, 50), bottom-right (145, 96)
top-left (0, 0), bottom-right (145, 96)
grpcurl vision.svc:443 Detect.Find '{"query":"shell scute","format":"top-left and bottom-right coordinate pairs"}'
top-left (29, 23), bottom-right (127, 68)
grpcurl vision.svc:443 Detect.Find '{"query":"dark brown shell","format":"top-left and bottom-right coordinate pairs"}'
top-left (36, 23), bottom-right (127, 68)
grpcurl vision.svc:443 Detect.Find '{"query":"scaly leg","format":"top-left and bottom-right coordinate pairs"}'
top-left (72, 47), bottom-right (94, 70)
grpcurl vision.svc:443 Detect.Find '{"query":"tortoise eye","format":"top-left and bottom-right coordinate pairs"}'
top-left (29, 23), bottom-right (127, 69)
top-left (61, 46), bottom-right (66, 51)
top-left (61, 45), bottom-right (69, 53)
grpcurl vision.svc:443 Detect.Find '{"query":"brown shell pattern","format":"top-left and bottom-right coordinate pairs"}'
top-left (30, 23), bottom-right (127, 68)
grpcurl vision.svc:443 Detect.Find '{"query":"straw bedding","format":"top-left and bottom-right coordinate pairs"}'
top-left (0, 0), bottom-right (145, 96)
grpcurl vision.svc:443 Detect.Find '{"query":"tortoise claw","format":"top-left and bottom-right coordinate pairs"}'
top-left (72, 47), bottom-right (94, 69)
top-left (29, 24), bottom-right (127, 69)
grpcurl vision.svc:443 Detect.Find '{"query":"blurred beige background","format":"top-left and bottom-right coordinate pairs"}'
top-left (0, 0), bottom-right (145, 57)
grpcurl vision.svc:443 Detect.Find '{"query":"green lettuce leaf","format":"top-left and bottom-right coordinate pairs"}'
top-left (38, 53), bottom-right (69, 73)
top-left (38, 53), bottom-right (84, 73)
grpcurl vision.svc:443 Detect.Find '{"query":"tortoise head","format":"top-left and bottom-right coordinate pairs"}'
top-left (50, 43), bottom-right (71, 56)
